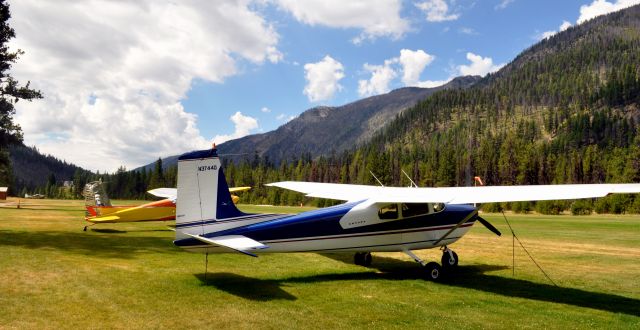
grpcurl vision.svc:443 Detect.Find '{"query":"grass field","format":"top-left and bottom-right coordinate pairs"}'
top-left (0, 198), bottom-right (639, 329)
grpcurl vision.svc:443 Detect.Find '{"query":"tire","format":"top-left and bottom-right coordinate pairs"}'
top-left (425, 262), bottom-right (442, 281)
top-left (441, 251), bottom-right (459, 268)
top-left (354, 252), bottom-right (364, 266)
top-left (362, 252), bottom-right (372, 267)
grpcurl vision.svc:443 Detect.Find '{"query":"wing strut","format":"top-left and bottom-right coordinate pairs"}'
top-left (434, 210), bottom-right (478, 245)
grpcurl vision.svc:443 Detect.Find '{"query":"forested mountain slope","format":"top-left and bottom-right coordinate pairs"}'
top-left (217, 76), bottom-right (480, 164)
top-left (357, 5), bottom-right (640, 188)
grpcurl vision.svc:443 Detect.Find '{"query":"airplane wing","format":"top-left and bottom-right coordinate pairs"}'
top-left (149, 187), bottom-right (250, 200)
top-left (86, 215), bottom-right (121, 223)
top-left (229, 186), bottom-right (252, 193)
top-left (266, 181), bottom-right (640, 204)
top-left (183, 233), bottom-right (268, 257)
top-left (147, 188), bottom-right (177, 200)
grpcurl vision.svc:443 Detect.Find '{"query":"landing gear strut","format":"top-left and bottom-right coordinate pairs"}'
top-left (354, 252), bottom-right (372, 266)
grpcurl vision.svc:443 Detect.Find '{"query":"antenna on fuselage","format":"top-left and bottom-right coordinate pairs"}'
top-left (402, 169), bottom-right (419, 188)
top-left (369, 170), bottom-right (384, 187)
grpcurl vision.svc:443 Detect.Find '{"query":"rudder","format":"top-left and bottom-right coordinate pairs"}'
top-left (175, 146), bottom-right (245, 238)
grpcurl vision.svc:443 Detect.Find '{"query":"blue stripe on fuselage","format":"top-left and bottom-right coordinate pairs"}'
top-left (174, 202), bottom-right (477, 247)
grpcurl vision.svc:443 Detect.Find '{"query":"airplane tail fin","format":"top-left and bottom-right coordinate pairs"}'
top-left (175, 146), bottom-right (246, 238)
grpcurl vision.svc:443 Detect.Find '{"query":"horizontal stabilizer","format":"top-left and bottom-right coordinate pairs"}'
top-left (183, 233), bottom-right (268, 257)
top-left (229, 186), bottom-right (251, 193)
top-left (147, 188), bottom-right (177, 200)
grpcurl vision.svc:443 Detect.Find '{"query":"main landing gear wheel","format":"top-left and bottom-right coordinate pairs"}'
top-left (441, 250), bottom-right (459, 268)
top-left (354, 252), bottom-right (372, 267)
top-left (424, 262), bottom-right (442, 281)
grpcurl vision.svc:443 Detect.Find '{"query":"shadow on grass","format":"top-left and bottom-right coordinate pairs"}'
top-left (196, 273), bottom-right (297, 301)
top-left (0, 229), bottom-right (174, 259)
top-left (89, 228), bottom-right (172, 233)
top-left (90, 228), bottom-right (128, 234)
top-left (198, 253), bottom-right (640, 316)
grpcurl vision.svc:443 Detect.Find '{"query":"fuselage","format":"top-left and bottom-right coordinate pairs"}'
top-left (174, 201), bottom-right (478, 254)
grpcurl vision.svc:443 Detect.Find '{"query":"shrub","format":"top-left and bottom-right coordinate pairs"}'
top-left (481, 202), bottom-right (503, 213)
top-left (512, 201), bottom-right (532, 214)
top-left (535, 200), bottom-right (565, 215)
top-left (571, 199), bottom-right (593, 215)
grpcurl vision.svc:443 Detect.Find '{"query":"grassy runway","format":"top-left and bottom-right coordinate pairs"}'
top-left (0, 198), bottom-right (639, 329)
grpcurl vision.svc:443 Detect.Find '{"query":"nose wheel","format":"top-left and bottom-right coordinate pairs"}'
top-left (403, 247), bottom-right (459, 281)
top-left (441, 247), bottom-right (459, 268)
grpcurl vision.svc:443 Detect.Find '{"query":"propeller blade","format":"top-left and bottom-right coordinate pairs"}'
top-left (476, 216), bottom-right (502, 236)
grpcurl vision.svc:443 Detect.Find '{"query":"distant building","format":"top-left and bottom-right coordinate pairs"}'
top-left (63, 181), bottom-right (74, 188)
top-left (0, 187), bottom-right (7, 200)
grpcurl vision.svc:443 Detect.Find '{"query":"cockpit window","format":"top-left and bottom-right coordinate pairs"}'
top-left (378, 204), bottom-right (399, 220)
top-left (401, 203), bottom-right (432, 217)
top-left (400, 203), bottom-right (446, 218)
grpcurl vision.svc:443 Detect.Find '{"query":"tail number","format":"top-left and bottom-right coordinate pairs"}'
top-left (198, 165), bottom-right (218, 171)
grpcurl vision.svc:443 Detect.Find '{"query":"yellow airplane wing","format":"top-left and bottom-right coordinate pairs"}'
top-left (229, 186), bottom-right (251, 193)
top-left (87, 215), bottom-right (121, 223)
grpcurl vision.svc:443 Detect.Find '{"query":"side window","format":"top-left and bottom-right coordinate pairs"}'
top-left (400, 203), bottom-right (446, 218)
top-left (378, 204), bottom-right (399, 220)
top-left (401, 203), bottom-right (432, 218)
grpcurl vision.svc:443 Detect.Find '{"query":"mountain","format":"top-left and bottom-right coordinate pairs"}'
top-left (217, 76), bottom-right (480, 164)
top-left (355, 4), bottom-right (640, 187)
top-left (135, 75), bottom-right (481, 172)
top-left (8, 144), bottom-right (92, 194)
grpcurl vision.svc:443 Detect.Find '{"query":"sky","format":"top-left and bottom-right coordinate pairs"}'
top-left (7, 0), bottom-right (640, 172)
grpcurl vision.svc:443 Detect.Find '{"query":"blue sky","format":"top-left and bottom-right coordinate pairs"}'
top-left (9, 0), bottom-right (640, 171)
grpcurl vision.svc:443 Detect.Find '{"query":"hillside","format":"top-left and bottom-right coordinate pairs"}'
top-left (136, 75), bottom-right (480, 172)
top-left (358, 5), bottom-right (640, 187)
top-left (217, 75), bottom-right (480, 164)
top-left (8, 144), bottom-right (92, 195)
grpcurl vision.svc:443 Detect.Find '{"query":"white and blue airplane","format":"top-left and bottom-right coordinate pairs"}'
top-left (173, 147), bottom-right (640, 280)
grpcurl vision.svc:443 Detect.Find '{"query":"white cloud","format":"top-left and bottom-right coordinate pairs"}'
top-left (537, 20), bottom-right (572, 40)
top-left (495, 0), bottom-right (515, 10)
top-left (415, 0), bottom-right (460, 22)
top-left (9, 0), bottom-right (281, 172)
top-left (274, 0), bottom-right (409, 43)
top-left (559, 20), bottom-right (573, 31)
top-left (413, 79), bottom-right (451, 88)
top-left (457, 53), bottom-right (504, 76)
top-left (261, 107), bottom-right (271, 113)
top-left (577, 0), bottom-right (640, 24)
top-left (358, 60), bottom-right (398, 97)
top-left (459, 27), bottom-right (477, 35)
top-left (358, 48), bottom-right (448, 96)
top-left (303, 55), bottom-right (345, 102)
top-left (276, 113), bottom-right (296, 122)
top-left (398, 49), bottom-right (435, 86)
top-left (213, 112), bottom-right (259, 144)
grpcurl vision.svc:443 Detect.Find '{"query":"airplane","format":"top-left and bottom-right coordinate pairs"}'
top-left (24, 193), bottom-right (45, 199)
top-left (172, 146), bottom-right (640, 280)
top-left (82, 180), bottom-right (250, 231)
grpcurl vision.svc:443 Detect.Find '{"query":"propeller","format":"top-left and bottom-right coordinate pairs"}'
top-left (476, 216), bottom-right (502, 236)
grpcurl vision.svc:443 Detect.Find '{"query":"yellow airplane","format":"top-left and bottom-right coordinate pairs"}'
top-left (82, 181), bottom-right (250, 231)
